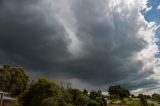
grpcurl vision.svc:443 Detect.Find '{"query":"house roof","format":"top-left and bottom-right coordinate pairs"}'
top-left (0, 91), bottom-right (9, 94)
top-left (2, 96), bottom-right (15, 101)
top-left (0, 91), bottom-right (15, 101)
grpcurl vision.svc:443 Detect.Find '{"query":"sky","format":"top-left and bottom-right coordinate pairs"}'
top-left (0, 0), bottom-right (160, 91)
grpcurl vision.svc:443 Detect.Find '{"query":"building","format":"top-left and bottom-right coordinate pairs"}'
top-left (0, 91), bottom-right (15, 106)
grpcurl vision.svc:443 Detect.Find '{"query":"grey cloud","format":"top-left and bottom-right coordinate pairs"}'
top-left (0, 0), bottom-right (70, 71)
top-left (66, 0), bottom-right (155, 88)
top-left (0, 0), bottom-right (158, 90)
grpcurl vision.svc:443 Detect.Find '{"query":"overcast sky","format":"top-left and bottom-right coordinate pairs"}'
top-left (0, 0), bottom-right (160, 91)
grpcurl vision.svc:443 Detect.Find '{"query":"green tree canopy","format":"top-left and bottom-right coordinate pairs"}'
top-left (108, 85), bottom-right (130, 99)
top-left (62, 89), bottom-right (73, 104)
top-left (89, 90), bottom-right (102, 100)
top-left (139, 94), bottom-right (148, 106)
top-left (0, 65), bottom-right (29, 96)
top-left (19, 77), bottom-right (59, 106)
top-left (67, 88), bottom-right (82, 104)
top-left (41, 97), bottom-right (58, 106)
top-left (152, 93), bottom-right (160, 100)
top-left (83, 89), bottom-right (88, 95)
top-left (75, 94), bottom-right (89, 106)
top-left (88, 100), bottom-right (100, 106)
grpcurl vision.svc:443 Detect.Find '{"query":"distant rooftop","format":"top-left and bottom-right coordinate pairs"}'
top-left (0, 91), bottom-right (15, 101)
top-left (0, 91), bottom-right (9, 94)
top-left (2, 96), bottom-right (15, 101)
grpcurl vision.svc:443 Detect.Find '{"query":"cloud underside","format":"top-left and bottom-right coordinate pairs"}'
top-left (0, 0), bottom-right (158, 90)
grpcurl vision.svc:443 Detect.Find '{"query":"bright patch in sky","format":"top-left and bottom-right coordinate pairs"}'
top-left (157, 5), bottom-right (160, 10)
top-left (146, 6), bottom-right (152, 12)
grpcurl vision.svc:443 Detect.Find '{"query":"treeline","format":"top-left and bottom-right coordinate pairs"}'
top-left (1, 65), bottom-right (157, 106)
top-left (19, 78), bottom-right (107, 106)
top-left (0, 65), bottom-right (107, 106)
top-left (137, 93), bottom-right (160, 105)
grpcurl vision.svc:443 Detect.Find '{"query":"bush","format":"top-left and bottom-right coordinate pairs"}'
top-left (19, 77), bottom-right (59, 106)
top-left (41, 97), bottom-right (58, 106)
top-left (66, 104), bottom-right (75, 106)
top-left (75, 94), bottom-right (89, 106)
top-left (88, 100), bottom-right (101, 106)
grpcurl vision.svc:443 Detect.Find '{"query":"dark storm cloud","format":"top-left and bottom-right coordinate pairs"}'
top-left (0, 0), bottom-right (158, 90)
top-left (0, 0), bottom-right (71, 72)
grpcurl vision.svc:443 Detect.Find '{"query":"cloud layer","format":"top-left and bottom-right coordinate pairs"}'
top-left (0, 0), bottom-right (159, 90)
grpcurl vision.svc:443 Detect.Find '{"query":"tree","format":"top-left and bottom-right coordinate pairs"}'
top-left (108, 85), bottom-right (130, 99)
top-left (19, 77), bottom-right (59, 106)
top-left (90, 90), bottom-right (98, 99)
top-left (83, 89), bottom-right (88, 95)
top-left (152, 93), bottom-right (160, 100)
top-left (75, 94), bottom-right (89, 106)
top-left (67, 88), bottom-right (82, 104)
top-left (139, 94), bottom-right (148, 106)
top-left (58, 97), bottom-right (67, 106)
top-left (62, 89), bottom-right (73, 104)
top-left (89, 90), bottom-right (102, 100)
top-left (41, 97), bottom-right (58, 106)
top-left (95, 97), bottom-right (106, 106)
top-left (88, 100), bottom-right (100, 106)
top-left (89, 90), bottom-right (107, 106)
top-left (0, 65), bottom-right (29, 96)
top-left (66, 104), bottom-right (75, 106)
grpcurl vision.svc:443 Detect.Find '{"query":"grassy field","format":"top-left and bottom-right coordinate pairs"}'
top-left (147, 99), bottom-right (160, 106)
top-left (106, 97), bottom-right (141, 106)
top-left (106, 98), bottom-right (160, 106)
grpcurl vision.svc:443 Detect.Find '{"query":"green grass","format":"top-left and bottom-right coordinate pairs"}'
top-left (123, 97), bottom-right (136, 104)
top-left (106, 97), bottom-right (141, 106)
top-left (148, 99), bottom-right (160, 105)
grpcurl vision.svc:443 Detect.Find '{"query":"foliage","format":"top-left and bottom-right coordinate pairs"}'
top-left (19, 77), bottom-right (59, 106)
top-left (16, 76), bottom-right (107, 106)
top-left (66, 104), bottom-right (75, 106)
top-left (89, 90), bottom-right (106, 106)
top-left (95, 97), bottom-right (106, 106)
top-left (1, 64), bottom-right (156, 106)
top-left (139, 94), bottom-right (148, 106)
top-left (41, 97), bottom-right (58, 106)
top-left (108, 85), bottom-right (130, 99)
top-left (75, 94), bottom-right (89, 106)
top-left (8, 100), bottom-right (20, 106)
top-left (152, 93), bottom-right (160, 100)
top-left (88, 100), bottom-right (101, 106)
top-left (67, 88), bottom-right (82, 104)
top-left (0, 65), bottom-right (29, 96)
top-left (89, 90), bottom-right (101, 99)
top-left (62, 89), bottom-right (73, 104)
top-left (58, 97), bottom-right (67, 106)
top-left (123, 97), bottom-right (136, 104)
top-left (83, 89), bottom-right (88, 95)
top-left (150, 103), bottom-right (155, 106)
